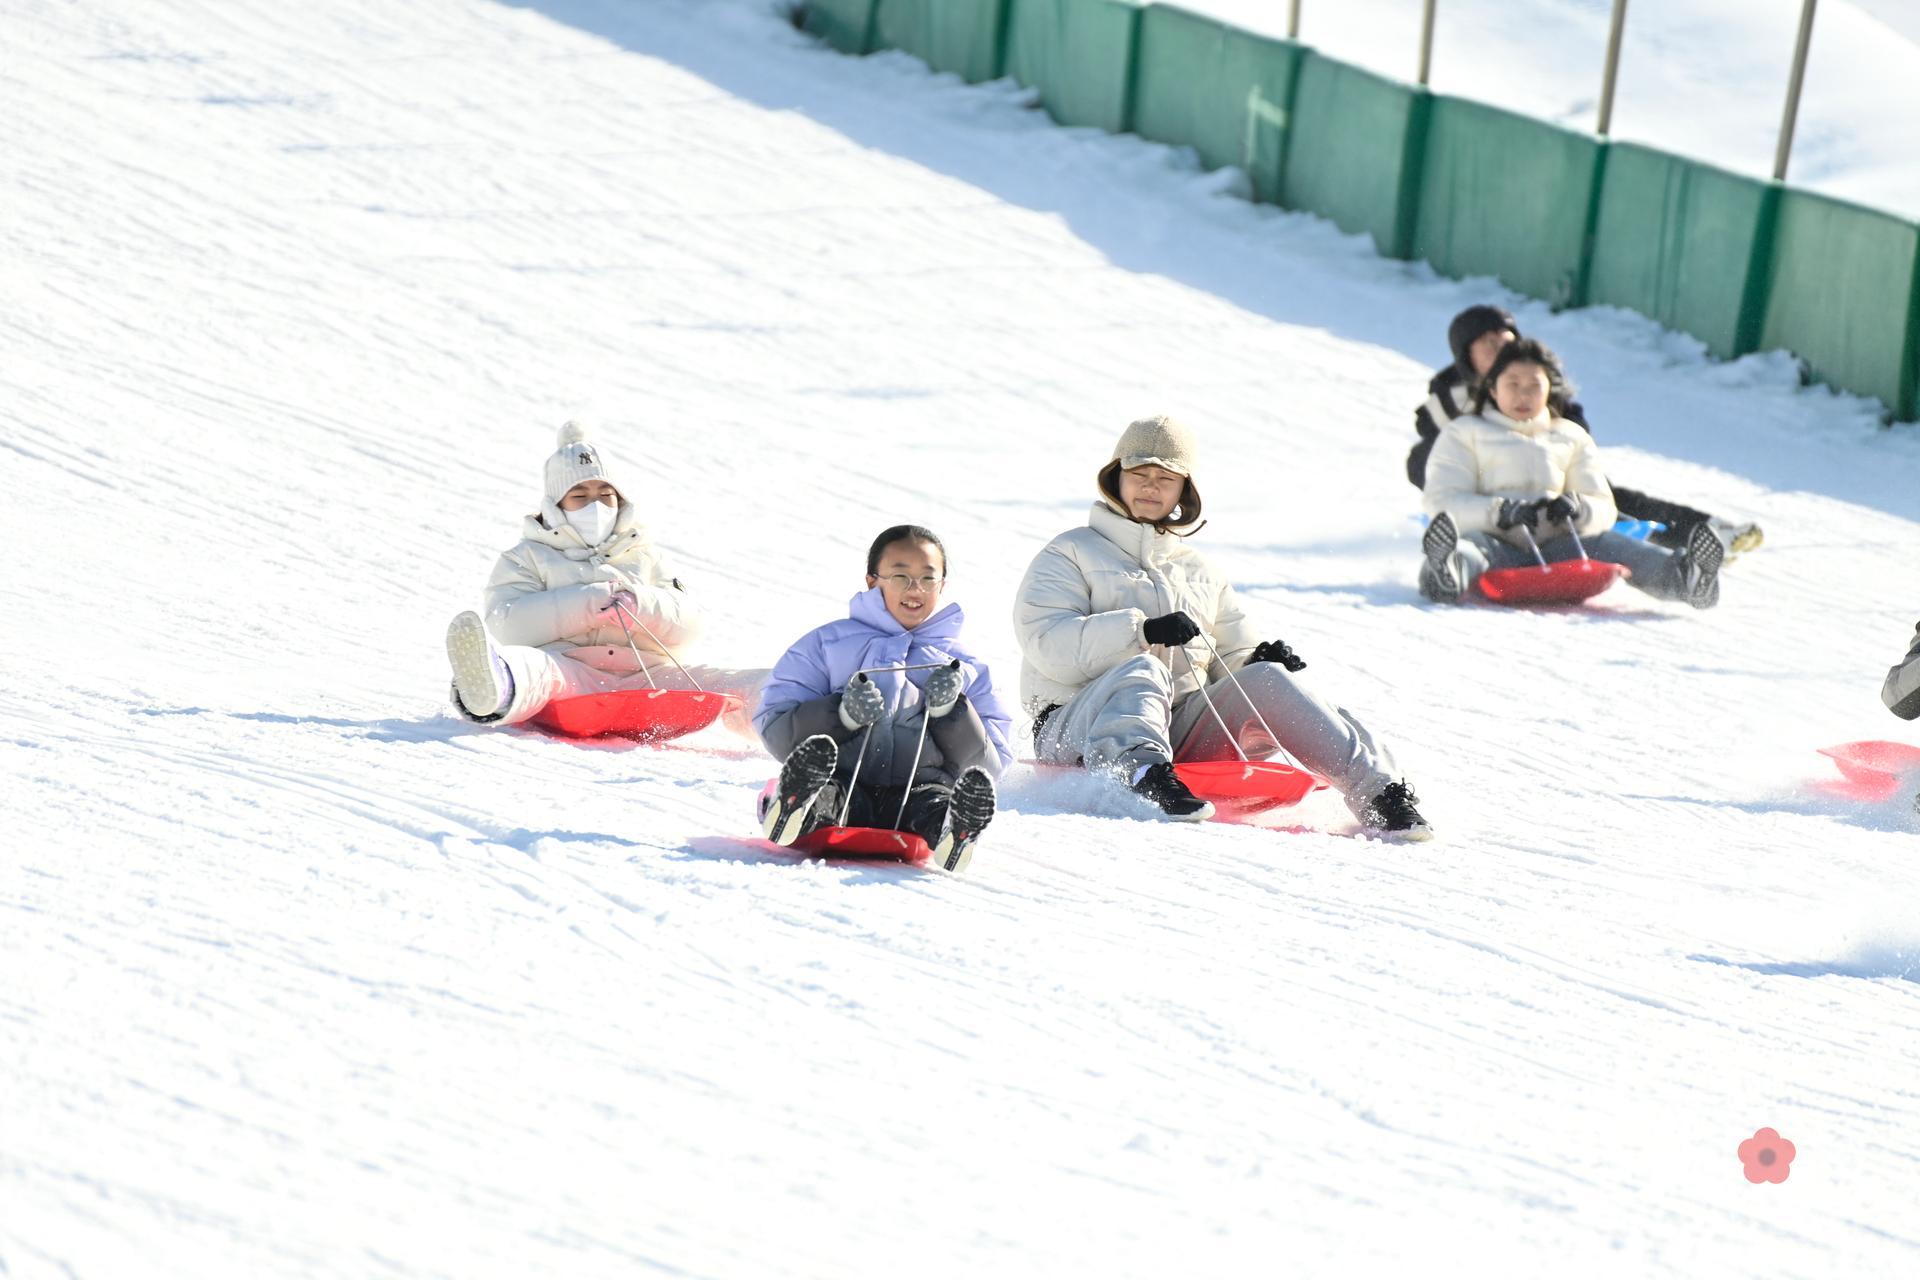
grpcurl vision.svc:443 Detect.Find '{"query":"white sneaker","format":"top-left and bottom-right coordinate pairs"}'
top-left (446, 611), bottom-right (510, 718)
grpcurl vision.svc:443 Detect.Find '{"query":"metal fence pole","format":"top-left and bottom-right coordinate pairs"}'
top-left (1417, 0), bottom-right (1436, 86)
top-left (1289, 0), bottom-right (1301, 40)
top-left (1773, 0), bottom-right (1819, 181)
top-left (1597, 0), bottom-right (1629, 135)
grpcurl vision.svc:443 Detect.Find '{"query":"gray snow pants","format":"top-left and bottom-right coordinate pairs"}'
top-left (1034, 653), bottom-right (1400, 819)
top-left (1454, 530), bottom-right (1687, 600)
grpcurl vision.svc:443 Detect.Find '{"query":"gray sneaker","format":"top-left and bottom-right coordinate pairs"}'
top-left (1675, 522), bottom-right (1725, 609)
top-left (1420, 513), bottom-right (1468, 604)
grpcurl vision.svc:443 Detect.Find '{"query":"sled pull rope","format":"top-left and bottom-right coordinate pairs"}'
top-left (609, 601), bottom-right (658, 689)
top-left (1174, 591), bottom-right (1304, 771)
top-left (891, 675), bottom-right (949, 832)
top-left (1517, 524), bottom-right (1552, 572)
top-left (613, 598), bottom-right (705, 692)
top-left (1178, 645), bottom-right (1251, 764)
top-left (838, 674), bottom-right (877, 828)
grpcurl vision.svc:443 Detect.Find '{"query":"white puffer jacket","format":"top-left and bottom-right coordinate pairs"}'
top-left (483, 500), bottom-right (700, 669)
top-left (1422, 407), bottom-right (1617, 547)
top-left (1013, 503), bottom-right (1261, 714)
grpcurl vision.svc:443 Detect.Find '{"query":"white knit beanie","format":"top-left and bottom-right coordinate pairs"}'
top-left (542, 420), bottom-right (619, 504)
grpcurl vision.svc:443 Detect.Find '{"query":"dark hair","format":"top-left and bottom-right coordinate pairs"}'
top-left (1447, 304), bottom-right (1519, 381)
top-left (1096, 461), bottom-right (1205, 534)
top-left (1470, 337), bottom-right (1577, 414)
top-left (866, 524), bottom-right (948, 577)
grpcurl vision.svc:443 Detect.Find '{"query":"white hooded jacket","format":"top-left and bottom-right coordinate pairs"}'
top-left (483, 499), bottom-right (700, 671)
top-left (1013, 502), bottom-right (1261, 714)
top-left (1422, 407), bottom-right (1618, 547)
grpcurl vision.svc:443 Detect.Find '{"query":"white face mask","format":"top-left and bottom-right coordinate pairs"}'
top-left (563, 499), bottom-right (617, 547)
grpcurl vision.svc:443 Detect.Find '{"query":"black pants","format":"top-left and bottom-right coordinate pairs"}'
top-left (811, 779), bottom-right (952, 843)
top-left (1612, 485), bottom-right (1713, 549)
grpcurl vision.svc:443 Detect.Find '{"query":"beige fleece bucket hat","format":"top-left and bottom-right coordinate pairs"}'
top-left (1097, 414), bottom-right (1203, 530)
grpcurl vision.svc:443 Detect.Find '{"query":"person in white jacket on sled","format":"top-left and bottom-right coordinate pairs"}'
top-left (1013, 416), bottom-right (1433, 839)
top-left (443, 421), bottom-right (762, 730)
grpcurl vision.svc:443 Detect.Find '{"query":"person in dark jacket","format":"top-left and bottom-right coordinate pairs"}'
top-left (1406, 305), bottom-right (1763, 558)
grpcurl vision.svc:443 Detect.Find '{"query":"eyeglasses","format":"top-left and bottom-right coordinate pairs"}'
top-left (875, 574), bottom-right (943, 593)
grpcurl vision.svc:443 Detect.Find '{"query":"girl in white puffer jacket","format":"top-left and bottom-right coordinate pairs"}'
top-left (1013, 416), bottom-right (1432, 839)
top-left (443, 421), bottom-right (762, 731)
top-left (1418, 339), bottom-right (1725, 609)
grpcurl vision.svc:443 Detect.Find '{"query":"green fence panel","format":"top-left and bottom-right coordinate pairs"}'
top-left (1130, 5), bottom-right (1305, 203)
top-left (1586, 145), bottom-right (1775, 360)
top-left (1412, 97), bottom-right (1604, 306)
top-left (1003, 0), bottom-right (1143, 134)
top-left (1761, 190), bottom-right (1920, 418)
top-left (1281, 53), bottom-right (1429, 259)
top-left (872, 0), bottom-right (1009, 83)
top-left (804, 0), bottom-right (878, 55)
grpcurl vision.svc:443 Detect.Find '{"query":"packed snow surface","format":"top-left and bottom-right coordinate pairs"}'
top-left (4, 1), bottom-right (1919, 1277)
top-left (1192, 0), bottom-right (1920, 217)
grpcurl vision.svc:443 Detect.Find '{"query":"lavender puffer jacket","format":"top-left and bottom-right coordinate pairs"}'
top-left (755, 590), bottom-right (1014, 788)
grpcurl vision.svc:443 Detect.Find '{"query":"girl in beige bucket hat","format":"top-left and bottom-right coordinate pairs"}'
top-left (1012, 415), bottom-right (1432, 838)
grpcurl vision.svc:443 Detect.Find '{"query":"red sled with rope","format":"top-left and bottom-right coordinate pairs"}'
top-left (528, 596), bottom-right (742, 745)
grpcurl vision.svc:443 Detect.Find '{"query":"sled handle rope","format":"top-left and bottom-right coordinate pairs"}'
top-left (1564, 521), bottom-right (1592, 562)
top-left (612, 597), bottom-right (706, 692)
top-left (1176, 607), bottom-right (1305, 772)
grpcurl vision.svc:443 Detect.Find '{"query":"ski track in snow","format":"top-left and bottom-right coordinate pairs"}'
top-left (4, 1), bottom-right (1920, 1276)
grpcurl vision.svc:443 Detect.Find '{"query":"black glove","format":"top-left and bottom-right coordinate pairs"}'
top-left (1495, 498), bottom-right (1545, 531)
top-left (1247, 639), bottom-right (1306, 672)
top-left (1142, 610), bottom-right (1202, 647)
top-left (1540, 494), bottom-right (1580, 526)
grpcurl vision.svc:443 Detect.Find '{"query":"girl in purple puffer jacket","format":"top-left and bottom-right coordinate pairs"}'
top-left (755, 524), bottom-right (1013, 872)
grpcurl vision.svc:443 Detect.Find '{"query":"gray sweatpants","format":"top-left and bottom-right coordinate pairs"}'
top-left (1034, 653), bottom-right (1400, 818)
top-left (1455, 530), bottom-right (1686, 600)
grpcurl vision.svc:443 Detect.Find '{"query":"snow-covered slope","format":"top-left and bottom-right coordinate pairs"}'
top-left (1193, 0), bottom-right (1920, 217)
top-left (4, 1), bottom-right (1919, 1277)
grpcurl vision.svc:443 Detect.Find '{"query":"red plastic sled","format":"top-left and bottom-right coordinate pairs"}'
top-left (787, 826), bottom-right (934, 866)
top-left (1173, 760), bottom-right (1323, 818)
top-left (1815, 740), bottom-right (1920, 802)
top-left (1031, 758), bottom-right (1324, 821)
top-left (1478, 559), bottom-right (1628, 605)
top-left (531, 688), bottom-right (742, 742)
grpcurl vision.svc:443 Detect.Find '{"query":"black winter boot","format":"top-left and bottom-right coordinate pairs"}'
top-left (1360, 780), bottom-right (1434, 841)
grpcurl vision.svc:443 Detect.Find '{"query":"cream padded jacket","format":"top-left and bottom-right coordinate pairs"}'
top-left (1013, 503), bottom-right (1261, 714)
top-left (483, 501), bottom-right (700, 665)
top-left (1422, 407), bottom-right (1617, 547)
